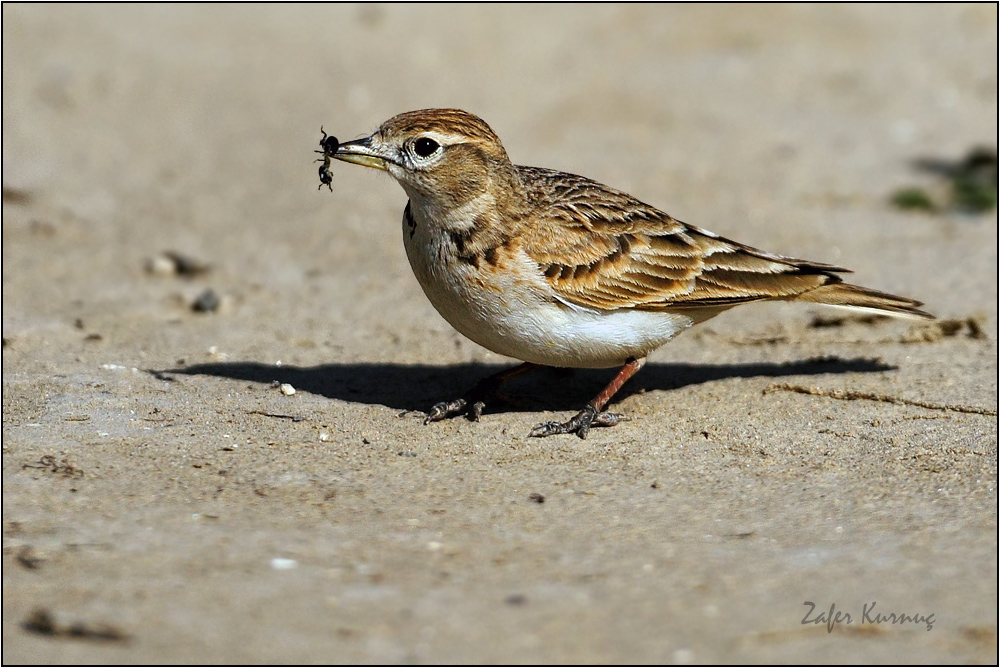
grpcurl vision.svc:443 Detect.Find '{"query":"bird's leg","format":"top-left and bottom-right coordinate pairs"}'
top-left (425, 362), bottom-right (539, 424)
top-left (529, 357), bottom-right (645, 439)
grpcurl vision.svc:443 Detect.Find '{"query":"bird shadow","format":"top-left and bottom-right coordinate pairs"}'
top-left (156, 356), bottom-right (895, 414)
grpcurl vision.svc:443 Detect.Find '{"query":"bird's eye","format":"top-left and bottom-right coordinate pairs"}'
top-left (414, 137), bottom-right (440, 158)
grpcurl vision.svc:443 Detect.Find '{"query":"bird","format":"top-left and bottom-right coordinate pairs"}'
top-left (323, 108), bottom-right (932, 438)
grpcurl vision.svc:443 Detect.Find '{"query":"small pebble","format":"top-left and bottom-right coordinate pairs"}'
top-left (16, 546), bottom-right (44, 570)
top-left (147, 254), bottom-right (179, 276)
top-left (279, 383), bottom-right (296, 396)
top-left (192, 289), bottom-right (220, 313)
top-left (270, 558), bottom-right (298, 570)
top-left (146, 251), bottom-right (210, 277)
top-left (672, 649), bottom-right (695, 664)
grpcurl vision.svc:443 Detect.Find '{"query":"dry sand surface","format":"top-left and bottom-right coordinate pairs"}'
top-left (3, 4), bottom-right (998, 664)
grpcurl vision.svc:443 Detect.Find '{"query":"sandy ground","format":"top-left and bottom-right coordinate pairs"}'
top-left (3, 5), bottom-right (997, 664)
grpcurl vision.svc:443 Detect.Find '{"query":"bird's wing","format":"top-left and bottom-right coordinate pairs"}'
top-left (518, 167), bottom-right (847, 313)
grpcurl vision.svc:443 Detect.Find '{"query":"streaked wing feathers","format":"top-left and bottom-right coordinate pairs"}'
top-left (518, 167), bottom-right (849, 312)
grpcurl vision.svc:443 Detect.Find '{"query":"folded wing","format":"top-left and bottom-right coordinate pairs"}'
top-left (518, 167), bottom-right (931, 319)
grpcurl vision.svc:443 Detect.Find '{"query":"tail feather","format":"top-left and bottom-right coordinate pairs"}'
top-left (792, 282), bottom-right (934, 320)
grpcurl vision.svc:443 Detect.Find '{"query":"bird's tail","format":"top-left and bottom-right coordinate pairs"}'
top-left (791, 282), bottom-right (934, 319)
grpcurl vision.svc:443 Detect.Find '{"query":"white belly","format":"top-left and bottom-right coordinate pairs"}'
top-left (402, 212), bottom-right (694, 368)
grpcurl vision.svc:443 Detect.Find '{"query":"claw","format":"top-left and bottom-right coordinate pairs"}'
top-left (593, 412), bottom-right (626, 427)
top-left (528, 421), bottom-right (568, 438)
top-left (424, 398), bottom-right (467, 424)
top-left (423, 397), bottom-right (488, 424)
top-left (529, 406), bottom-right (593, 438)
top-left (529, 406), bottom-right (626, 439)
top-left (421, 362), bottom-right (539, 428)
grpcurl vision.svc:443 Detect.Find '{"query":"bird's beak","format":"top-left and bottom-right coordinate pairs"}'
top-left (332, 136), bottom-right (390, 171)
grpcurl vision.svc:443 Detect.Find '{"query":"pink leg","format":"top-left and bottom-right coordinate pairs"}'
top-left (529, 357), bottom-right (646, 439)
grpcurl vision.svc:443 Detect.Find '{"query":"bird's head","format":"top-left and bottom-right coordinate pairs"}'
top-left (333, 109), bottom-right (517, 211)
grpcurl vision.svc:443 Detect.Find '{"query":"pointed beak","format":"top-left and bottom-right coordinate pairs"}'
top-left (332, 136), bottom-right (391, 171)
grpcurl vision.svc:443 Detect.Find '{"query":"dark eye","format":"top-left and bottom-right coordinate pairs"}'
top-left (414, 137), bottom-right (440, 158)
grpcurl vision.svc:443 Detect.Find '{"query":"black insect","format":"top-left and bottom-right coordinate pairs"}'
top-left (319, 127), bottom-right (339, 156)
top-left (318, 163), bottom-right (333, 190)
top-left (316, 126), bottom-right (339, 191)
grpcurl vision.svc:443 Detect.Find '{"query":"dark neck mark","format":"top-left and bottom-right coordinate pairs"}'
top-left (404, 200), bottom-right (417, 239)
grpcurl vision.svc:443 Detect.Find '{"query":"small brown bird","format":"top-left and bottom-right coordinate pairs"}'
top-left (327, 109), bottom-right (932, 438)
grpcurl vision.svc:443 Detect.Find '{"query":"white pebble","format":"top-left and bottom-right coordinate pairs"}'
top-left (279, 383), bottom-right (296, 396)
top-left (672, 649), bottom-right (695, 664)
top-left (271, 558), bottom-right (298, 570)
top-left (147, 254), bottom-right (178, 276)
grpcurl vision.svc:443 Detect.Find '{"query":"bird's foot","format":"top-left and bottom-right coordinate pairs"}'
top-left (424, 398), bottom-right (487, 424)
top-left (528, 405), bottom-right (626, 439)
top-left (423, 362), bottom-right (539, 426)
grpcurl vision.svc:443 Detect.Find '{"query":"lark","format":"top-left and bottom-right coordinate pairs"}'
top-left (325, 109), bottom-right (932, 438)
